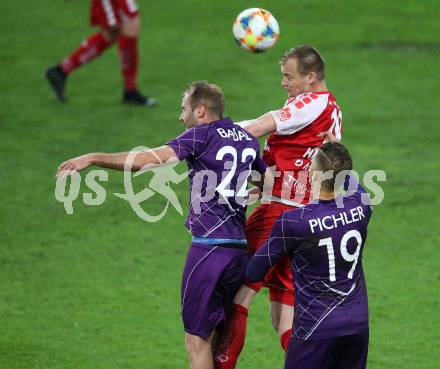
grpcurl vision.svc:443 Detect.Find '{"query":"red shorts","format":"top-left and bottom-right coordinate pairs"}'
top-left (90, 0), bottom-right (139, 28)
top-left (245, 202), bottom-right (299, 306)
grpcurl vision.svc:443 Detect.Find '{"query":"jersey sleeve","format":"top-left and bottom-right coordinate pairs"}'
top-left (270, 93), bottom-right (329, 135)
top-left (167, 126), bottom-right (207, 161)
top-left (246, 213), bottom-right (296, 282)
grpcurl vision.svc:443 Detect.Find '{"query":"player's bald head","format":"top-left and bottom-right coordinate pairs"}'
top-left (280, 45), bottom-right (326, 81)
top-left (184, 81), bottom-right (225, 118)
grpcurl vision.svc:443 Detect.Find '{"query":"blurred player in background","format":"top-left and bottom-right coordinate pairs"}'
top-left (46, 0), bottom-right (157, 106)
top-left (56, 81), bottom-right (266, 369)
top-left (247, 141), bottom-right (371, 369)
top-left (215, 45), bottom-right (343, 368)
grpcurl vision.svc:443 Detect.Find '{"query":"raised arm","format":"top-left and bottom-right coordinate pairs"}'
top-left (56, 145), bottom-right (179, 176)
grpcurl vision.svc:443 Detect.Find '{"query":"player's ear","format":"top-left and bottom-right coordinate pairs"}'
top-left (308, 72), bottom-right (317, 85)
top-left (195, 105), bottom-right (205, 119)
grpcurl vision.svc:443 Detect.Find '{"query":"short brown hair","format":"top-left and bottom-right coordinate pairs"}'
top-left (184, 81), bottom-right (225, 118)
top-left (280, 45), bottom-right (326, 80)
top-left (315, 142), bottom-right (353, 191)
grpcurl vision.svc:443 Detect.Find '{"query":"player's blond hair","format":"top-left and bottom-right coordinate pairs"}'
top-left (184, 81), bottom-right (225, 118)
top-left (280, 45), bottom-right (326, 80)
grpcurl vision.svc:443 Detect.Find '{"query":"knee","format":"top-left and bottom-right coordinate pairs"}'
top-left (184, 334), bottom-right (194, 353)
top-left (185, 335), bottom-right (197, 363)
top-left (233, 285), bottom-right (257, 308)
top-left (121, 15), bottom-right (140, 37)
top-left (102, 26), bottom-right (121, 42)
top-left (271, 302), bottom-right (294, 335)
top-left (185, 334), bottom-right (209, 355)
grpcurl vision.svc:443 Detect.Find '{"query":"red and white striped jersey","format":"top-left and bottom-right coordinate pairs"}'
top-left (264, 91), bottom-right (342, 206)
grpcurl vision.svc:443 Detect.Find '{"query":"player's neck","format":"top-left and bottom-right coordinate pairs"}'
top-left (318, 188), bottom-right (338, 201)
top-left (197, 115), bottom-right (221, 125)
top-left (309, 81), bottom-right (327, 93)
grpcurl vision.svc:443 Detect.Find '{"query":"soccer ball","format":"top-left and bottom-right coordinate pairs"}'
top-left (233, 8), bottom-right (280, 53)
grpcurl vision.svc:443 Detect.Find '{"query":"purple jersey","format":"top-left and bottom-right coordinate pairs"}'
top-left (247, 176), bottom-right (372, 340)
top-left (168, 117), bottom-right (266, 240)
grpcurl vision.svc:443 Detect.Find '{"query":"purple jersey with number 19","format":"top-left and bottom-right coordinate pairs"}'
top-left (247, 175), bottom-right (372, 340)
top-left (167, 117), bottom-right (267, 240)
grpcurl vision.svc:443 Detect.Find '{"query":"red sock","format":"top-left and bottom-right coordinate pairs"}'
top-left (118, 35), bottom-right (138, 91)
top-left (60, 32), bottom-right (112, 74)
top-left (214, 304), bottom-right (248, 369)
top-left (280, 329), bottom-right (292, 351)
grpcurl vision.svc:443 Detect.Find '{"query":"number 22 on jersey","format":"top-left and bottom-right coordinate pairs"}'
top-left (215, 145), bottom-right (256, 199)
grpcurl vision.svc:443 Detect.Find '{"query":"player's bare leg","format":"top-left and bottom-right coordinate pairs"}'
top-left (120, 15), bottom-right (140, 37)
top-left (216, 287), bottom-right (294, 368)
top-left (214, 285), bottom-right (258, 369)
top-left (270, 301), bottom-right (294, 350)
top-left (185, 332), bottom-right (215, 369)
top-left (233, 285), bottom-right (258, 308)
top-left (119, 15), bottom-right (158, 106)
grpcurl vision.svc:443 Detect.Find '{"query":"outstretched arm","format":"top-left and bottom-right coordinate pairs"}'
top-left (56, 145), bottom-right (179, 176)
top-left (237, 112), bottom-right (277, 138)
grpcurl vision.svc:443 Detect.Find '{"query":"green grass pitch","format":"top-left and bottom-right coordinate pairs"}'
top-left (1, 0), bottom-right (439, 368)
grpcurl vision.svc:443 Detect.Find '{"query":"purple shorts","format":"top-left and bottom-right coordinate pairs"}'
top-left (181, 242), bottom-right (248, 338)
top-left (285, 331), bottom-right (369, 369)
